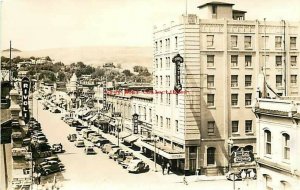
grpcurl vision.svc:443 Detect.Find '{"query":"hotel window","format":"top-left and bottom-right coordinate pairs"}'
top-left (207, 35), bottom-right (214, 47)
top-left (167, 94), bottom-right (171, 105)
top-left (167, 75), bottom-right (170, 87)
top-left (160, 40), bottom-right (162, 51)
top-left (291, 56), bottom-right (297, 67)
top-left (160, 94), bottom-right (163, 103)
top-left (245, 75), bottom-right (252, 87)
top-left (290, 37), bottom-right (297, 49)
top-left (231, 75), bottom-right (238, 87)
top-left (231, 94), bottom-right (238, 106)
top-left (264, 130), bottom-right (271, 155)
top-left (207, 75), bottom-right (214, 88)
top-left (156, 115), bottom-right (158, 126)
top-left (175, 120), bottom-right (179, 132)
top-left (245, 55), bottom-right (252, 67)
top-left (155, 59), bottom-right (158, 68)
top-left (165, 39), bottom-right (168, 49)
top-left (143, 107), bottom-right (146, 120)
top-left (207, 55), bottom-right (215, 67)
top-left (160, 116), bottom-right (163, 128)
top-left (231, 55), bottom-right (238, 67)
top-left (207, 94), bottom-right (214, 107)
top-left (276, 75), bottom-right (283, 87)
top-left (160, 76), bottom-right (163, 86)
top-left (166, 118), bottom-right (170, 129)
top-left (244, 36), bottom-right (252, 48)
top-left (176, 94), bottom-right (179, 105)
top-left (291, 75), bottom-right (297, 86)
top-left (232, 121), bottom-right (239, 133)
top-left (231, 35), bottom-right (238, 48)
top-left (160, 58), bottom-right (163, 68)
top-left (245, 93), bottom-right (252, 106)
top-left (149, 109), bottom-right (152, 122)
top-left (282, 133), bottom-right (290, 160)
top-left (155, 76), bottom-right (158, 86)
top-left (207, 121), bottom-right (215, 136)
top-left (175, 36), bottom-right (178, 48)
top-left (155, 41), bottom-right (158, 52)
top-left (276, 56), bottom-right (282, 67)
top-left (245, 120), bottom-right (253, 133)
top-left (275, 36), bottom-right (282, 48)
top-left (212, 5), bottom-right (216, 14)
top-left (207, 147), bottom-right (216, 165)
top-left (262, 36), bottom-right (269, 49)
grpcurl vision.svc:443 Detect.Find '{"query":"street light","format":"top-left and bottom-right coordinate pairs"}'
top-left (241, 169), bottom-right (256, 190)
top-left (151, 135), bottom-right (159, 172)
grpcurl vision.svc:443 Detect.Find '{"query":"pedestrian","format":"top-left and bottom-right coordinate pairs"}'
top-left (37, 172), bottom-right (41, 185)
top-left (167, 162), bottom-right (171, 175)
top-left (183, 176), bottom-right (188, 185)
top-left (161, 162), bottom-right (165, 175)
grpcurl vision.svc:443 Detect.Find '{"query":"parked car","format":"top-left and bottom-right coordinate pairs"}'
top-left (51, 144), bottom-right (64, 153)
top-left (116, 150), bottom-right (133, 163)
top-left (88, 133), bottom-right (101, 141)
top-left (127, 160), bottom-right (149, 173)
top-left (43, 156), bottom-right (61, 163)
top-left (39, 160), bottom-right (64, 170)
top-left (83, 130), bottom-right (95, 139)
top-left (75, 139), bottom-right (85, 147)
top-left (84, 146), bottom-right (96, 155)
top-left (94, 138), bottom-right (110, 148)
top-left (108, 148), bottom-right (121, 159)
top-left (76, 125), bottom-right (88, 132)
top-left (101, 143), bottom-right (118, 154)
top-left (71, 120), bottom-right (82, 127)
top-left (40, 163), bottom-right (62, 176)
top-left (67, 134), bottom-right (77, 142)
top-left (120, 156), bottom-right (139, 168)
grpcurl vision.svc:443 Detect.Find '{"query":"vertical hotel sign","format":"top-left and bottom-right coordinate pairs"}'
top-left (103, 80), bottom-right (107, 111)
top-left (132, 113), bottom-right (139, 134)
top-left (172, 54), bottom-right (184, 92)
top-left (22, 77), bottom-right (30, 124)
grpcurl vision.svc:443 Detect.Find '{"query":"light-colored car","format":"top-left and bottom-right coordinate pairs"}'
top-left (108, 148), bottom-right (121, 159)
top-left (88, 133), bottom-right (101, 141)
top-left (84, 146), bottom-right (96, 155)
top-left (127, 159), bottom-right (149, 173)
top-left (75, 139), bottom-right (85, 147)
top-left (101, 144), bottom-right (118, 154)
top-left (120, 156), bottom-right (139, 168)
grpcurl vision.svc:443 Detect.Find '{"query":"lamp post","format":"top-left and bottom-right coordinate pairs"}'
top-left (151, 135), bottom-right (159, 172)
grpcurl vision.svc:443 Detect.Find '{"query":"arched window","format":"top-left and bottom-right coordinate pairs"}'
top-left (282, 133), bottom-right (290, 160)
top-left (207, 147), bottom-right (216, 165)
top-left (264, 130), bottom-right (271, 155)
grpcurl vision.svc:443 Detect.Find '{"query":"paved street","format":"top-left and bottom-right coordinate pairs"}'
top-left (33, 98), bottom-right (256, 190)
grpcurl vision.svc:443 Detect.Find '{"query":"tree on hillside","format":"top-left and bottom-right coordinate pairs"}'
top-left (122, 69), bottom-right (133, 77)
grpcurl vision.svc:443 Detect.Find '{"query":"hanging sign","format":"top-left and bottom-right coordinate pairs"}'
top-left (172, 54), bottom-right (184, 92)
top-left (132, 113), bottom-right (139, 134)
top-left (21, 77), bottom-right (30, 124)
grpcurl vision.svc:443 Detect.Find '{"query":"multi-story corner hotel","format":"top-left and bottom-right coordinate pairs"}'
top-left (153, 1), bottom-right (299, 175)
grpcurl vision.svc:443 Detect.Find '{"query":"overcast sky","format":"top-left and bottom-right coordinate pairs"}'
top-left (1, 0), bottom-right (299, 51)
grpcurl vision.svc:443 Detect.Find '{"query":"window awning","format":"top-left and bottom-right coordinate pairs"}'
top-left (119, 131), bottom-right (131, 139)
top-left (139, 140), bottom-right (185, 160)
top-left (124, 135), bottom-right (139, 144)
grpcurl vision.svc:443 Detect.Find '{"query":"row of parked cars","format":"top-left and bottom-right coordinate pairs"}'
top-left (66, 125), bottom-right (150, 174)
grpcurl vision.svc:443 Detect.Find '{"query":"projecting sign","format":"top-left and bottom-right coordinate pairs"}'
top-left (21, 77), bottom-right (30, 124)
top-left (132, 113), bottom-right (139, 134)
top-left (172, 54), bottom-right (184, 92)
top-left (233, 151), bottom-right (253, 163)
top-left (112, 112), bottom-right (122, 117)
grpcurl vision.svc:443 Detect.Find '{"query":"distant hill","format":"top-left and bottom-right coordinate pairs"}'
top-left (1, 46), bottom-right (153, 70)
top-left (2, 48), bottom-right (22, 52)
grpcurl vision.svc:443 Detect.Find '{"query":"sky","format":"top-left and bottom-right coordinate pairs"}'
top-left (0, 0), bottom-right (300, 51)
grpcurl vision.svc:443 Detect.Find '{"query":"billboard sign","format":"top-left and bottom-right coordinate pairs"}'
top-left (21, 77), bottom-right (30, 124)
top-left (172, 54), bottom-right (184, 92)
top-left (132, 113), bottom-right (139, 134)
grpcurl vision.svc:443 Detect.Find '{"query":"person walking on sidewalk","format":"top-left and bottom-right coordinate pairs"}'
top-left (161, 161), bottom-right (166, 175)
top-left (183, 176), bottom-right (188, 185)
top-left (167, 162), bottom-right (171, 175)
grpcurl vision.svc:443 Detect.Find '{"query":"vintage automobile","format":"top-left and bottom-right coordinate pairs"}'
top-left (43, 156), bottom-right (61, 163)
top-left (40, 163), bottom-right (62, 176)
top-left (94, 138), bottom-right (110, 148)
top-left (84, 146), bottom-right (96, 155)
top-left (120, 156), bottom-right (139, 168)
top-left (101, 143), bottom-right (118, 154)
top-left (39, 160), bottom-right (64, 171)
top-left (87, 133), bottom-right (101, 141)
top-left (127, 160), bottom-right (149, 173)
top-left (75, 139), bottom-right (85, 147)
top-left (116, 150), bottom-right (133, 163)
top-left (67, 134), bottom-right (77, 142)
top-left (75, 125), bottom-right (88, 132)
top-left (51, 144), bottom-right (64, 153)
top-left (108, 148), bottom-right (121, 159)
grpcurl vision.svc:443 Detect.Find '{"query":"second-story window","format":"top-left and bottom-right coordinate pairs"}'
top-left (207, 75), bottom-right (214, 88)
top-left (245, 55), bottom-right (252, 67)
top-left (207, 35), bottom-right (214, 47)
top-left (244, 36), bottom-right (252, 49)
top-left (282, 133), bottom-right (290, 160)
top-left (245, 75), bottom-right (252, 87)
top-left (231, 75), bottom-right (238, 87)
top-left (207, 55), bottom-right (215, 67)
top-left (275, 36), bottom-right (282, 49)
top-left (276, 56), bottom-right (282, 67)
top-left (231, 55), bottom-right (238, 67)
top-left (290, 37), bottom-right (297, 49)
top-left (231, 35), bottom-right (238, 48)
top-left (264, 130), bottom-right (271, 155)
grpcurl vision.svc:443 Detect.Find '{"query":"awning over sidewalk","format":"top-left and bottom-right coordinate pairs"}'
top-left (139, 140), bottom-right (185, 160)
top-left (124, 135), bottom-right (139, 144)
top-left (119, 131), bottom-right (131, 139)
